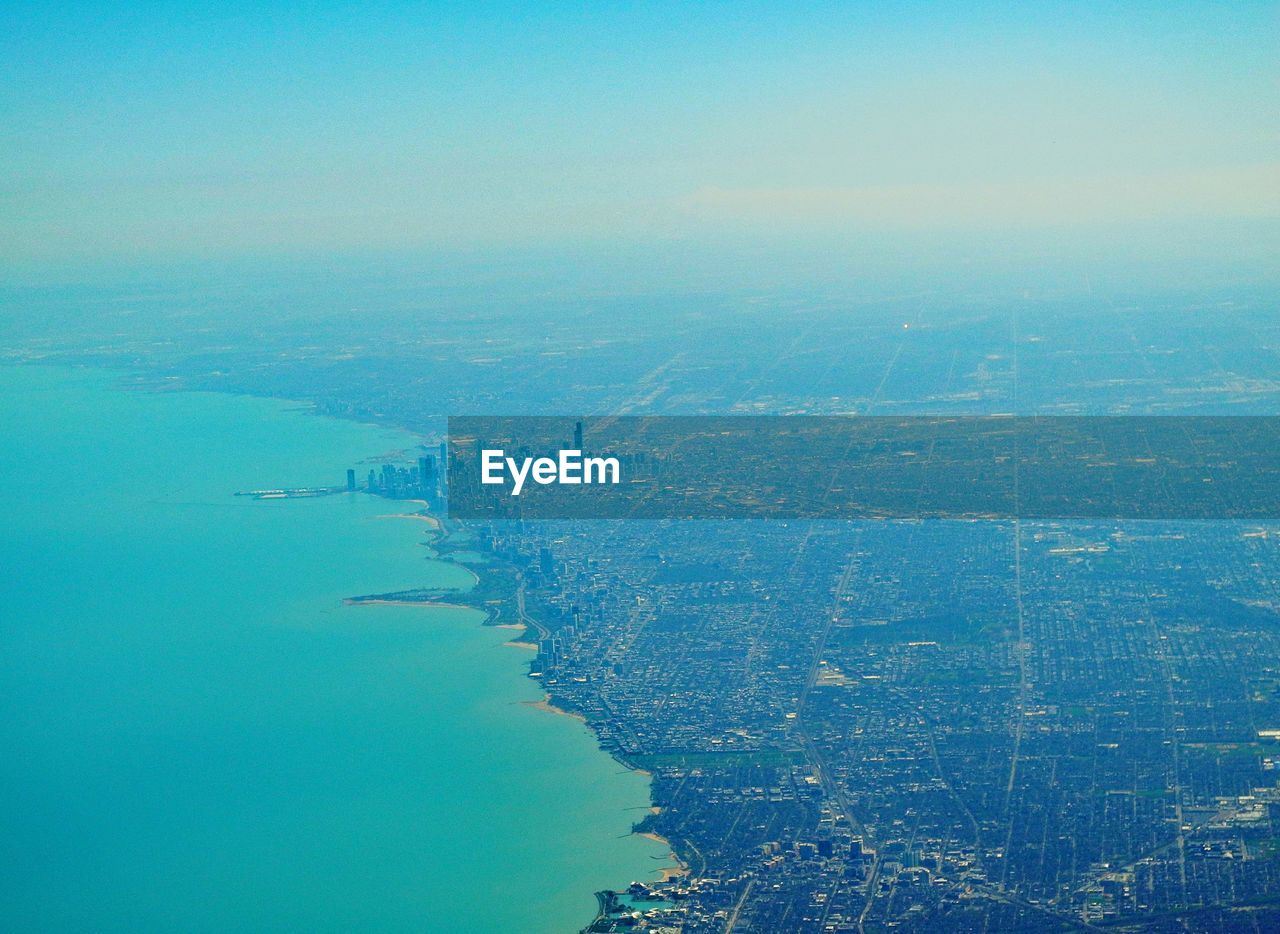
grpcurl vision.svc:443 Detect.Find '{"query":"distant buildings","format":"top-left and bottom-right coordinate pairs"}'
top-left (347, 450), bottom-right (443, 502)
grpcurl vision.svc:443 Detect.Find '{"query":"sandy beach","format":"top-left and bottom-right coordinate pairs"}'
top-left (636, 832), bottom-right (689, 880)
top-left (377, 511), bottom-right (442, 531)
top-left (525, 697), bottom-right (587, 723)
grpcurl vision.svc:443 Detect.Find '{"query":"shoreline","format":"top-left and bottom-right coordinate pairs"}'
top-left (4, 365), bottom-right (672, 933)
top-left (20, 361), bottom-right (685, 917)
top-left (376, 510), bottom-right (688, 888)
top-left (377, 510), bottom-right (442, 531)
top-left (356, 503), bottom-right (680, 886)
top-left (524, 696), bottom-right (587, 723)
top-left (635, 832), bottom-right (690, 882)
top-left (377, 509), bottom-right (483, 586)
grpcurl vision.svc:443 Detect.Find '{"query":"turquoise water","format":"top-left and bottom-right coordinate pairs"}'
top-left (0, 366), bottom-right (664, 932)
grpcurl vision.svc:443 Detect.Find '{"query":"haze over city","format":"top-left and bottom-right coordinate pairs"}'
top-left (3, 4), bottom-right (1280, 933)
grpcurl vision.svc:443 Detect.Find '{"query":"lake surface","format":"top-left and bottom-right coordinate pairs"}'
top-left (0, 366), bottom-right (664, 932)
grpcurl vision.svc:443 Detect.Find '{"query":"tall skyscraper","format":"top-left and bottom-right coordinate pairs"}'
top-left (346, 468), bottom-right (356, 491)
top-left (438, 441), bottom-right (449, 499)
top-left (417, 455), bottom-right (435, 493)
top-left (573, 420), bottom-right (583, 451)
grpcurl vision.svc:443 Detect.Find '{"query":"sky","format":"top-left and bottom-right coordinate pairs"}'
top-left (1, 1), bottom-right (1277, 290)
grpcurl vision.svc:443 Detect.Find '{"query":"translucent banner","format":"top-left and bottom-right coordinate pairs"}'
top-left (446, 416), bottom-right (1280, 521)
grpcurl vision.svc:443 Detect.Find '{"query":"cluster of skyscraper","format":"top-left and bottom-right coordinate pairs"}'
top-left (345, 444), bottom-right (447, 502)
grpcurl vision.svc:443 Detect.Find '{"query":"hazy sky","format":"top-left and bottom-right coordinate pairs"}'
top-left (2, 2), bottom-right (1277, 286)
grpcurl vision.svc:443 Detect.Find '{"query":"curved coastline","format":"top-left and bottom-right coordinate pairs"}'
top-left (351, 490), bottom-right (687, 905)
top-left (0, 364), bottom-right (673, 933)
